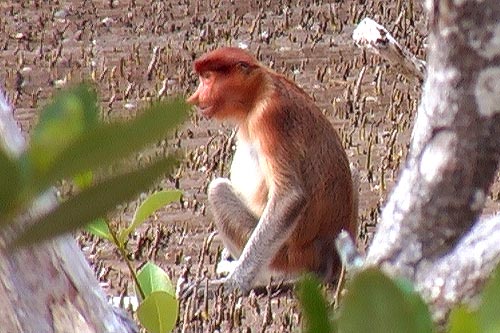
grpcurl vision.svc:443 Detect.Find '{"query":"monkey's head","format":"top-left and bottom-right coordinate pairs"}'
top-left (187, 47), bottom-right (266, 121)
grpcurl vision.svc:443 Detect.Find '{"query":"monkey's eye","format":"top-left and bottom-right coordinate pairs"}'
top-left (201, 71), bottom-right (213, 80)
top-left (237, 62), bottom-right (251, 73)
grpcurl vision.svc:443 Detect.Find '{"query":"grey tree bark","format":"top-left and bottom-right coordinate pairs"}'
top-left (361, 0), bottom-right (500, 323)
top-left (0, 89), bottom-right (137, 333)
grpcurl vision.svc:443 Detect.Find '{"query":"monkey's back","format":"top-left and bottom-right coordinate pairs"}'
top-left (258, 73), bottom-right (356, 281)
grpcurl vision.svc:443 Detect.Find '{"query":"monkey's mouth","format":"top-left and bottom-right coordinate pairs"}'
top-left (197, 105), bottom-right (214, 118)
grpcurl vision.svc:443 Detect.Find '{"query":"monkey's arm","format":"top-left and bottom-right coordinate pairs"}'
top-left (226, 188), bottom-right (305, 293)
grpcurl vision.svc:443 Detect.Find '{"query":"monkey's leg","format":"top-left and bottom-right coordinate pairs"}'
top-left (208, 178), bottom-right (258, 259)
top-left (177, 179), bottom-right (258, 299)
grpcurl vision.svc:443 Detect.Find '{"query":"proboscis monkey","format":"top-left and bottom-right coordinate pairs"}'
top-left (187, 47), bottom-right (357, 293)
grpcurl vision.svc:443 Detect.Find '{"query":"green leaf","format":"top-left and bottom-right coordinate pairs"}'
top-left (28, 98), bottom-right (188, 193)
top-left (137, 291), bottom-right (178, 333)
top-left (448, 305), bottom-right (480, 333)
top-left (297, 274), bottom-right (335, 333)
top-left (25, 83), bottom-right (98, 177)
top-left (478, 265), bottom-right (500, 333)
top-left (337, 268), bottom-right (434, 333)
top-left (0, 148), bottom-right (21, 219)
top-left (73, 170), bottom-right (94, 189)
top-left (120, 190), bottom-right (181, 243)
top-left (137, 261), bottom-right (176, 298)
top-left (393, 276), bottom-right (433, 332)
top-left (12, 156), bottom-right (178, 247)
top-left (85, 218), bottom-right (112, 241)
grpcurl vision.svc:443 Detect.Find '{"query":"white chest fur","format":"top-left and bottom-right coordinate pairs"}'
top-left (230, 139), bottom-right (267, 216)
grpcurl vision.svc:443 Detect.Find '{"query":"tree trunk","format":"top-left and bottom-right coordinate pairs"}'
top-left (0, 90), bottom-right (136, 333)
top-left (363, 0), bottom-right (500, 323)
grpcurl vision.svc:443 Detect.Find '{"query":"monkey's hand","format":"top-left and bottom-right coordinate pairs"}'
top-left (224, 266), bottom-right (252, 294)
top-left (216, 253), bottom-right (252, 293)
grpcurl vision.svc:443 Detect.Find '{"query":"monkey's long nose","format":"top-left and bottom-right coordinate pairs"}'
top-left (186, 95), bottom-right (196, 105)
top-left (186, 89), bottom-right (199, 105)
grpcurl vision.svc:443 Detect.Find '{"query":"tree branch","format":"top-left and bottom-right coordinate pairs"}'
top-left (355, 1), bottom-right (500, 323)
top-left (419, 213), bottom-right (500, 321)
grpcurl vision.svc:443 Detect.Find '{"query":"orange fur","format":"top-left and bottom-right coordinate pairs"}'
top-left (188, 47), bottom-right (357, 291)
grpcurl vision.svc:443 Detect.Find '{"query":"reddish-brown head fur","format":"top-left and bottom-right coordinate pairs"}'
top-left (187, 47), bottom-right (267, 121)
top-left (193, 47), bottom-right (259, 74)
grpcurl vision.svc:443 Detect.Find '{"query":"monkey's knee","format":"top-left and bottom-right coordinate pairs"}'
top-left (207, 178), bottom-right (242, 218)
top-left (208, 178), bottom-right (255, 224)
top-left (207, 178), bottom-right (257, 258)
top-left (208, 178), bottom-right (233, 204)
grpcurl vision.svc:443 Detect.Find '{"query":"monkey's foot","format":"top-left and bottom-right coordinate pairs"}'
top-left (220, 248), bottom-right (233, 261)
top-left (176, 277), bottom-right (241, 300)
top-left (216, 258), bottom-right (238, 277)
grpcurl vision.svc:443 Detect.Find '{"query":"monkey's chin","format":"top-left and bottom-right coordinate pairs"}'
top-left (198, 106), bottom-right (215, 118)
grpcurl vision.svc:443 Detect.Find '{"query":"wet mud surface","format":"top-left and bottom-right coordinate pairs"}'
top-left (0, 1), bottom-right (498, 332)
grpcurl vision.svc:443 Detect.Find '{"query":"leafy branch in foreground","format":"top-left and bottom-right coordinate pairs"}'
top-left (86, 189), bottom-right (181, 333)
top-left (0, 83), bottom-right (188, 245)
top-left (0, 83), bottom-right (187, 333)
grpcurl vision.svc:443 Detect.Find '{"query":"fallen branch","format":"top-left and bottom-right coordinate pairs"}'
top-left (353, 17), bottom-right (426, 82)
